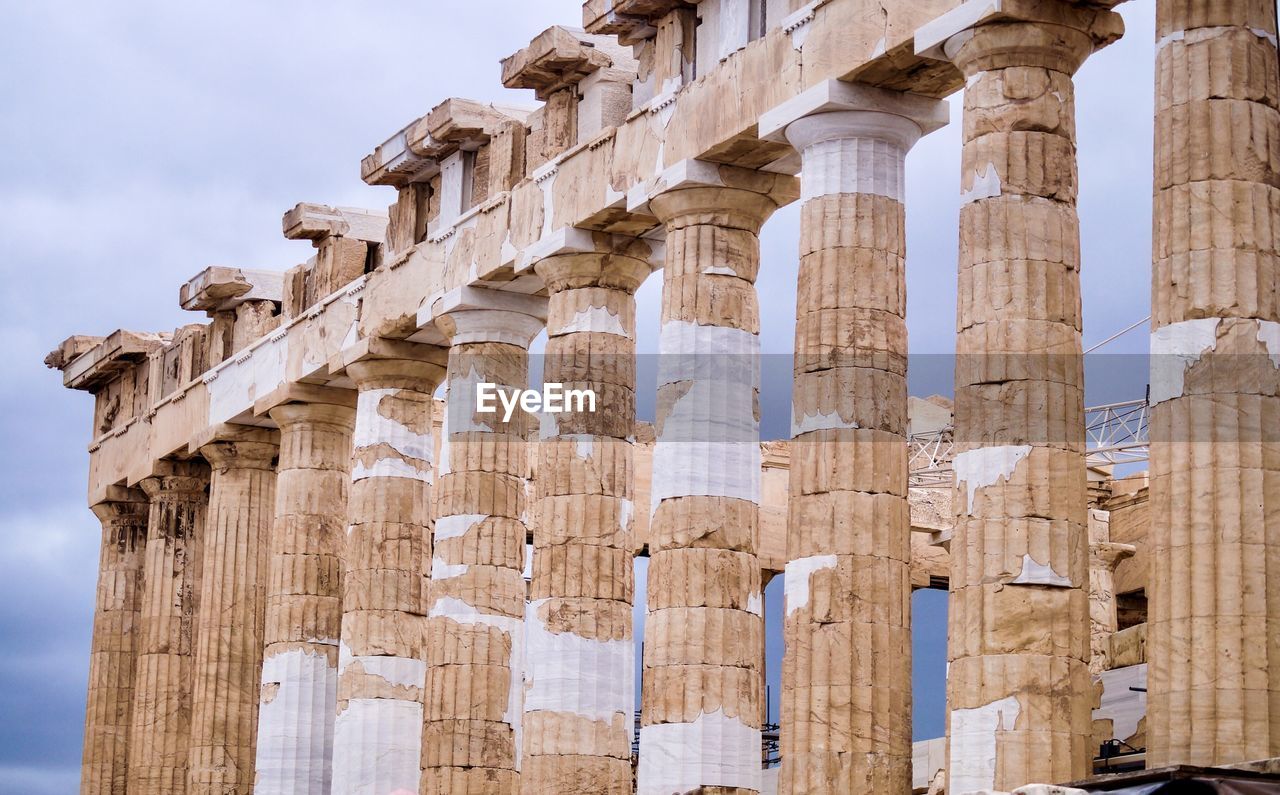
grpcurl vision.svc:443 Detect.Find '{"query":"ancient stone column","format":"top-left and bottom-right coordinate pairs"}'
top-left (130, 462), bottom-right (210, 795)
top-left (771, 86), bottom-right (946, 794)
top-left (524, 242), bottom-right (652, 794)
top-left (1147, 0), bottom-right (1280, 766)
top-left (81, 487), bottom-right (149, 795)
top-left (938, 6), bottom-right (1121, 791)
top-left (253, 399), bottom-right (355, 794)
top-left (188, 431), bottom-right (279, 795)
top-left (331, 345), bottom-right (446, 795)
top-left (421, 290), bottom-right (544, 795)
top-left (638, 170), bottom-right (790, 795)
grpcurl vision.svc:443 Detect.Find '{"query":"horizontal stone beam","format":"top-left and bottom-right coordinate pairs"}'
top-left (361, 119), bottom-right (437, 187)
top-left (44, 334), bottom-right (105, 372)
top-left (360, 100), bottom-right (533, 186)
top-left (281, 202), bottom-right (387, 244)
top-left (53, 329), bottom-right (167, 391)
top-left (501, 25), bottom-right (631, 99)
top-left (179, 266), bottom-right (285, 312)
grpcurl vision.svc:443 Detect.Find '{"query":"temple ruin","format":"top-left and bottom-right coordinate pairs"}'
top-left (46, 0), bottom-right (1280, 793)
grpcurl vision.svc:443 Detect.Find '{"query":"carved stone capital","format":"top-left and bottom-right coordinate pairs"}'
top-left (198, 437), bottom-right (279, 473)
top-left (533, 247), bottom-right (653, 294)
top-left (428, 286), bottom-right (548, 348)
top-left (266, 401), bottom-right (356, 433)
top-left (915, 0), bottom-right (1123, 76)
top-left (632, 158), bottom-right (798, 228)
top-left (346, 355), bottom-right (448, 392)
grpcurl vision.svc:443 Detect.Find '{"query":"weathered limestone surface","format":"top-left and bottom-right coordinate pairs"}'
top-left (1086, 509), bottom-right (1135, 675)
top-left (523, 243), bottom-right (651, 794)
top-left (188, 433), bottom-right (279, 795)
top-left (1108, 623), bottom-right (1147, 670)
top-left (637, 172), bottom-right (792, 795)
top-left (1105, 481), bottom-right (1149, 612)
top-left (1147, 0), bottom-right (1280, 767)
top-left (421, 294), bottom-right (544, 795)
top-left (502, 26), bottom-right (638, 168)
top-left (939, 4), bottom-right (1122, 792)
top-left (254, 400), bottom-right (355, 795)
top-left (331, 348), bottom-right (446, 795)
top-left (81, 489), bottom-right (149, 795)
top-left (130, 463), bottom-right (210, 795)
top-left (772, 85), bottom-right (946, 794)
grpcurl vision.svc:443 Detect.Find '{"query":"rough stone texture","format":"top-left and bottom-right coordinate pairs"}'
top-left (524, 248), bottom-right (649, 794)
top-left (944, 8), bottom-right (1118, 791)
top-left (779, 113), bottom-right (917, 794)
top-left (331, 351), bottom-right (446, 795)
top-left (1086, 509), bottom-right (1134, 675)
top-left (188, 434), bottom-right (278, 795)
top-left (81, 489), bottom-right (149, 795)
top-left (637, 183), bottom-right (781, 795)
top-left (130, 463), bottom-right (210, 795)
top-left (254, 402), bottom-right (354, 795)
top-left (421, 308), bottom-right (541, 795)
top-left (1147, 0), bottom-right (1280, 768)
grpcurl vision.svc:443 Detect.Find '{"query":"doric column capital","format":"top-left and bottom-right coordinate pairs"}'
top-left (195, 421), bottom-right (280, 472)
top-left (436, 309), bottom-right (544, 348)
top-left (945, 20), bottom-right (1096, 75)
top-left (267, 400), bottom-right (356, 432)
top-left (648, 186), bottom-right (777, 233)
top-left (198, 437), bottom-right (279, 473)
top-left (643, 159), bottom-right (797, 232)
top-left (1090, 540), bottom-right (1136, 571)
top-left (760, 79), bottom-right (950, 150)
top-left (89, 486), bottom-right (148, 524)
top-left (346, 355), bottom-right (448, 392)
top-left (533, 245), bottom-right (653, 295)
top-left (784, 110), bottom-right (925, 154)
top-left (517, 226), bottom-right (665, 276)
top-left (758, 80), bottom-right (949, 205)
top-left (430, 286), bottom-right (547, 348)
top-left (139, 460), bottom-right (210, 500)
top-left (915, 0), bottom-right (1123, 76)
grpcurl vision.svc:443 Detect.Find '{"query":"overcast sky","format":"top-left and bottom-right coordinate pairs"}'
top-left (0, 2), bottom-right (1154, 791)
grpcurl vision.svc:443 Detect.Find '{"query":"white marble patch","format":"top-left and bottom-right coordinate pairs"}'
top-left (949, 695), bottom-right (1022, 794)
top-left (953, 446), bottom-right (1033, 515)
top-left (637, 709), bottom-right (762, 794)
top-left (1149, 318), bottom-right (1220, 404)
top-left (523, 598), bottom-right (634, 723)
top-left (784, 555), bottom-right (837, 615)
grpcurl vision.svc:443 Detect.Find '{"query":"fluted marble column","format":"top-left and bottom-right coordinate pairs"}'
top-left (938, 5), bottom-right (1122, 791)
top-left (189, 432), bottom-right (279, 794)
top-left (254, 400), bottom-right (355, 794)
top-left (130, 462), bottom-right (210, 795)
top-left (1147, 0), bottom-right (1280, 766)
top-left (638, 170), bottom-right (791, 795)
top-left (421, 291), bottom-right (544, 795)
top-left (524, 243), bottom-right (652, 794)
top-left (774, 89), bottom-right (945, 794)
top-left (331, 347), bottom-right (446, 795)
top-left (81, 487), bottom-right (149, 795)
